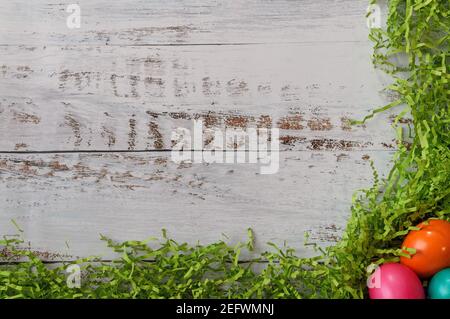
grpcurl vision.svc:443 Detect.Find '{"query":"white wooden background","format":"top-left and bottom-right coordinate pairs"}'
top-left (0, 0), bottom-right (398, 260)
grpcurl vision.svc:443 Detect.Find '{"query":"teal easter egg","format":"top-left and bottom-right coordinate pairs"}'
top-left (429, 268), bottom-right (450, 299)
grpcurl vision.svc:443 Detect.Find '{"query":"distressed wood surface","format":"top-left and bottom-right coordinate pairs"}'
top-left (0, 0), bottom-right (373, 45)
top-left (0, 151), bottom-right (393, 259)
top-left (0, 43), bottom-right (397, 152)
top-left (0, 0), bottom-right (398, 260)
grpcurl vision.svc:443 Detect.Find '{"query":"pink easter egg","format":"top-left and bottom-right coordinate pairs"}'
top-left (368, 263), bottom-right (425, 299)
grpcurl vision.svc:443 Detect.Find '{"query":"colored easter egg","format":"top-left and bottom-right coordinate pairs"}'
top-left (429, 268), bottom-right (450, 299)
top-left (368, 263), bottom-right (425, 299)
top-left (400, 219), bottom-right (450, 278)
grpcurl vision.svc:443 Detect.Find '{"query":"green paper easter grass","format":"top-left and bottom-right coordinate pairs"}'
top-left (0, 0), bottom-right (449, 298)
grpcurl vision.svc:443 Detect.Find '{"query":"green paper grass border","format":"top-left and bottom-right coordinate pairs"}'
top-left (0, 0), bottom-right (449, 298)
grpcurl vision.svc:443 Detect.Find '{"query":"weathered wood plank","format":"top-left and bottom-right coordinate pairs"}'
top-left (0, 0), bottom-right (400, 262)
top-left (0, 151), bottom-right (393, 260)
top-left (0, 0), bottom-right (373, 46)
top-left (0, 43), bottom-right (399, 152)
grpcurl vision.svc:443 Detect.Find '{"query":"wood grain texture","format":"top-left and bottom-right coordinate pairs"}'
top-left (0, 151), bottom-right (393, 260)
top-left (0, 44), bottom-right (397, 152)
top-left (0, 0), bottom-right (372, 45)
top-left (0, 0), bottom-right (400, 259)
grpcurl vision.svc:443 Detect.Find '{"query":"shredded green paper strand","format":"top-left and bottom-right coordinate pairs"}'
top-left (0, 0), bottom-right (449, 298)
